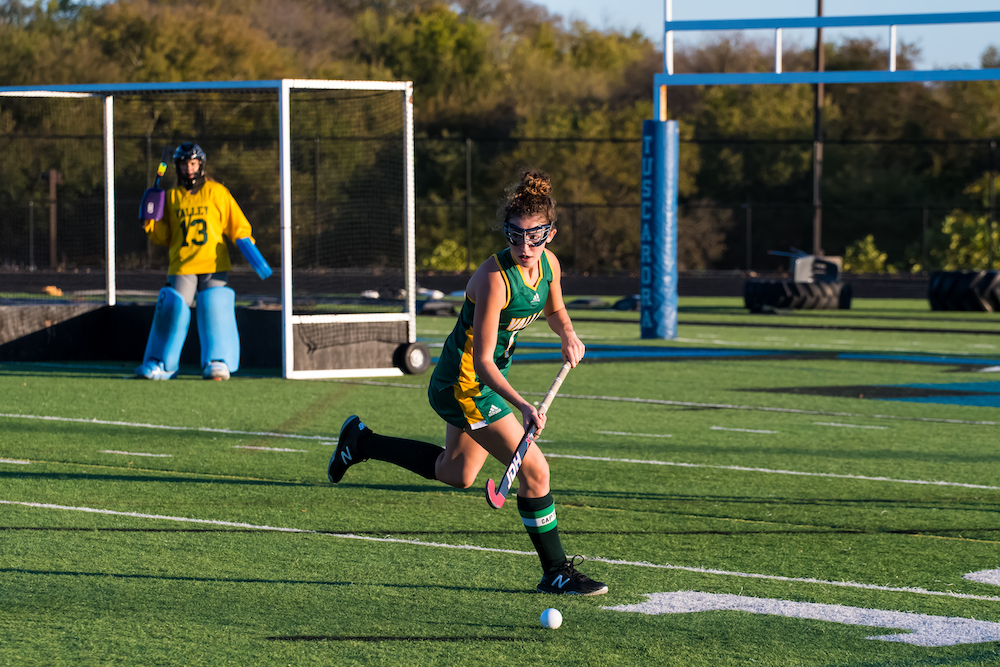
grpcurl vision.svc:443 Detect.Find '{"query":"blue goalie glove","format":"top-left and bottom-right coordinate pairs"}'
top-left (235, 237), bottom-right (272, 280)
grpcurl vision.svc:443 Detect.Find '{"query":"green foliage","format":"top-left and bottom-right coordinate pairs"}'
top-left (843, 234), bottom-right (894, 274)
top-left (919, 174), bottom-right (1000, 271)
top-left (3, 1), bottom-right (1000, 273)
top-left (420, 236), bottom-right (466, 271)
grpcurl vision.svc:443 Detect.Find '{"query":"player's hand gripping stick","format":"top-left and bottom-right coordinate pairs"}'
top-left (139, 161), bottom-right (168, 222)
top-left (485, 361), bottom-right (572, 509)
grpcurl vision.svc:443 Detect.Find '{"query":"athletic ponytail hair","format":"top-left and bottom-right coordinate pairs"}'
top-left (496, 169), bottom-right (557, 229)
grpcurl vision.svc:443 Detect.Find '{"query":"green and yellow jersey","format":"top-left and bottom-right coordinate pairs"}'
top-left (429, 248), bottom-right (553, 428)
top-left (143, 180), bottom-right (253, 275)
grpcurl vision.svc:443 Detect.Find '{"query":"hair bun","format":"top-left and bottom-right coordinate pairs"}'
top-left (518, 169), bottom-right (551, 197)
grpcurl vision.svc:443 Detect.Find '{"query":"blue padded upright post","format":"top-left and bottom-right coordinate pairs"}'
top-left (196, 286), bottom-right (240, 372)
top-left (142, 286), bottom-right (191, 372)
top-left (640, 119), bottom-right (678, 340)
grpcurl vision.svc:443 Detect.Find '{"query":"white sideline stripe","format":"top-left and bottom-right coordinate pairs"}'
top-left (339, 383), bottom-right (1000, 427)
top-left (551, 393), bottom-right (1000, 427)
top-left (0, 459), bottom-right (31, 465)
top-left (597, 430), bottom-right (672, 438)
top-left (6, 499), bottom-right (1000, 604)
top-left (233, 446), bottom-right (308, 453)
top-left (0, 413), bottom-right (336, 443)
top-left (544, 453), bottom-right (1000, 491)
top-left (815, 422), bottom-right (889, 430)
top-left (99, 451), bottom-right (172, 458)
top-left (980, 366), bottom-right (1000, 372)
top-left (711, 426), bottom-right (779, 434)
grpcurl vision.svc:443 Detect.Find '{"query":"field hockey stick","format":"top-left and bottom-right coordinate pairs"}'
top-left (485, 361), bottom-right (572, 509)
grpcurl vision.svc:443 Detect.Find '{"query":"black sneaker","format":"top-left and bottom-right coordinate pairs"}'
top-left (536, 556), bottom-right (609, 596)
top-left (327, 416), bottom-right (370, 483)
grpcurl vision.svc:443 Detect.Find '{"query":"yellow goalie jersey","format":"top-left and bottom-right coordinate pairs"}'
top-left (143, 180), bottom-right (254, 275)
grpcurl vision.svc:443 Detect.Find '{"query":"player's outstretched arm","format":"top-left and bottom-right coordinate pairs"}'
top-left (543, 251), bottom-right (585, 367)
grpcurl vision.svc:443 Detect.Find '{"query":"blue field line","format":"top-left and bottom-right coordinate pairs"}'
top-left (424, 342), bottom-right (794, 364)
top-left (838, 353), bottom-right (1000, 366)
top-left (422, 341), bottom-right (1000, 366)
top-left (884, 395), bottom-right (1000, 408)
top-left (897, 382), bottom-right (1000, 394)
top-left (874, 380), bottom-right (1000, 408)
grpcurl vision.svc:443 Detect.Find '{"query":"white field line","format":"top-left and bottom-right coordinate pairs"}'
top-left (338, 383), bottom-right (1000, 427)
top-left (0, 459), bottom-right (31, 465)
top-left (711, 426), bottom-right (779, 434)
top-left (0, 412), bottom-right (338, 444)
top-left (3, 410), bottom-right (994, 490)
top-left (598, 430), bottom-right (672, 438)
top-left (99, 451), bottom-right (172, 458)
top-left (543, 453), bottom-right (1000, 491)
top-left (550, 394), bottom-right (1000, 427)
top-left (814, 422), bottom-right (890, 430)
top-left (672, 336), bottom-right (997, 357)
top-left (233, 445), bottom-right (308, 453)
top-left (5, 499), bottom-right (1000, 604)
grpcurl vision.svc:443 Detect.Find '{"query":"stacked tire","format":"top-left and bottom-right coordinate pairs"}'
top-left (744, 280), bottom-right (852, 313)
top-left (928, 270), bottom-right (1000, 312)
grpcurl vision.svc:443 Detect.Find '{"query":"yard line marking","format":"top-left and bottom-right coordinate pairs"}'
top-left (605, 592), bottom-right (1000, 646)
top-left (814, 422), bottom-right (890, 430)
top-left (544, 453), bottom-right (1000, 491)
top-left (233, 446), bottom-right (308, 453)
top-left (0, 459), bottom-right (31, 465)
top-left (965, 569), bottom-right (1000, 586)
top-left (597, 430), bottom-right (672, 438)
top-left (710, 426), bottom-right (778, 434)
top-left (6, 499), bottom-right (1000, 604)
top-left (0, 413), bottom-right (336, 443)
top-left (99, 451), bottom-right (172, 458)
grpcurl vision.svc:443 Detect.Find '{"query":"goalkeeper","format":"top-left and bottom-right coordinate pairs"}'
top-left (136, 142), bottom-right (267, 381)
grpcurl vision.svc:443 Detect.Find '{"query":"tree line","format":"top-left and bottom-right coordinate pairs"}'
top-left (2, 0), bottom-right (999, 273)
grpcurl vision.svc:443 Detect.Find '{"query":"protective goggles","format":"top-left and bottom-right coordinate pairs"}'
top-left (503, 222), bottom-right (552, 247)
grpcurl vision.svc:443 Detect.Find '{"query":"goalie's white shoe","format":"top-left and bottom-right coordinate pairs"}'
top-left (136, 360), bottom-right (177, 380)
top-left (203, 361), bottom-right (231, 381)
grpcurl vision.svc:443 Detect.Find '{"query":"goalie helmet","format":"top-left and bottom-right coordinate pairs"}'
top-left (173, 142), bottom-right (207, 190)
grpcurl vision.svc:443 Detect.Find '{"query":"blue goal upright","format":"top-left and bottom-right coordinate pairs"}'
top-left (641, 4), bottom-right (1000, 332)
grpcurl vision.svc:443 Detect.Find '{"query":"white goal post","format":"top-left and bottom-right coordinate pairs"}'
top-left (0, 79), bottom-right (417, 380)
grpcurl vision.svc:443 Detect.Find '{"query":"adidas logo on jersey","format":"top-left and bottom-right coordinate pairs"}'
top-left (487, 405), bottom-right (502, 417)
top-left (531, 293), bottom-right (540, 304)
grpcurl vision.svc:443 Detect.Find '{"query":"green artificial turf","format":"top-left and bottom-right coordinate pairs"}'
top-left (2, 297), bottom-right (1000, 665)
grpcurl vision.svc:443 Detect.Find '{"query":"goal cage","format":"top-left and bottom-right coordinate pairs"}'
top-left (0, 79), bottom-right (418, 379)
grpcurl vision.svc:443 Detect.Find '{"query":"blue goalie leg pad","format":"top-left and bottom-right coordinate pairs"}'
top-left (137, 286), bottom-right (191, 377)
top-left (196, 286), bottom-right (240, 373)
top-left (235, 237), bottom-right (272, 280)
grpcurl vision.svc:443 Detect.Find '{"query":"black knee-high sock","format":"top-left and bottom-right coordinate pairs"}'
top-left (517, 493), bottom-right (567, 573)
top-left (357, 431), bottom-right (442, 480)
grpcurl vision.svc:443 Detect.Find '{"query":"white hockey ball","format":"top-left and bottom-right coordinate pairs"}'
top-left (540, 608), bottom-right (562, 629)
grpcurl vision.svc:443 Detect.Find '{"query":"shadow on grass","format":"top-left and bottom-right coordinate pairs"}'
top-left (265, 635), bottom-right (536, 643)
top-left (0, 567), bottom-right (526, 596)
top-left (0, 470), bottom-right (309, 487)
top-left (815, 648), bottom-right (1000, 667)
